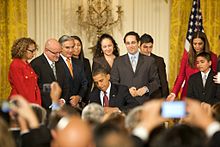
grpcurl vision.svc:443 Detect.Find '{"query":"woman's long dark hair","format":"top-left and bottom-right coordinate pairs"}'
top-left (188, 31), bottom-right (211, 68)
top-left (94, 33), bottom-right (119, 58)
top-left (71, 35), bottom-right (85, 62)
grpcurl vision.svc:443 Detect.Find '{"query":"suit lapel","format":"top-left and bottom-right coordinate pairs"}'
top-left (60, 56), bottom-right (74, 80)
top-left (94, 90), bottom-right (101, 105)
top-left (109, 84), bottom-right (117, 106)
top-left (198, 73), bottom-right (204, 89)
top-left (125, 54), bottom-right (135, 74)
top-left (102, 56), bottom-right (111, 71)
top-left (41, 54), bottom-right (56, 80)
top-left (71, 57), bottom-right (76, 78)
top-left (135, 54), bottom-right (144, 74)
top-left (204, 70), bottom-right (214, 88)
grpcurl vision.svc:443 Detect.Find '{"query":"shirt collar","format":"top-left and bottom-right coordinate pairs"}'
top-left (100, 82), bottom-right (111, 106)
top-left (60, 54), bottom-right (72, 65)
top-left (44, 53), bottom-right (53, 65)
top-left (101, 82), bottom-right (111, 96)
top-left (201, 68), bottom-right (211, 78)
top-left (60, 54), bottom-right (67, 61)
top-left (128, 51), bottom-right (139, 60)
top-left (105, 82), bottom-right (111, 93)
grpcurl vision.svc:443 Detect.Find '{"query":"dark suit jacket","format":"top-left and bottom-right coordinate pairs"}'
top-left (58, 57), bottom-right (88, 103)
top-left (82, 58), bottom-right (93, 102)
top-left (30, 54), bottom-right (69, 109)
top-left (209, 131), bottom-right (220, 147)
top-left (110, 53), bottom-right (160, 104)
top-left (89, 83), bottom-right (139, 112)
top-left (21, 125), bottom-right (51, 147)
top-left (150, 53), bottom-right (169, 98)
top-left (187, 69), bottom-right (219, 104)
top-left (10, 129), bottom-right (21, 147)
top-left (92, 56), bottom-right (112, 73)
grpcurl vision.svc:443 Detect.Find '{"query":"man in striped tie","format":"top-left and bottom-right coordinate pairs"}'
top-left (31, 38), bottom-right (69, 110)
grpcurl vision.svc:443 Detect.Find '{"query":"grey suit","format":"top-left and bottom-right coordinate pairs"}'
top-left (110, 53), bottom-right (160, 104)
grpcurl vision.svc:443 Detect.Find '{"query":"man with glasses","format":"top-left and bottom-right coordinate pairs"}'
top-left (110, 31), bottom-right (160, 106)
top-left (31, 38), bottom-right (69, 110)
top-left (58, 35), bottom-right (88, 108)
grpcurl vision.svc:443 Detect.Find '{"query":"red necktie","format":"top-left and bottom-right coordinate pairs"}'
top-left (103, 92), bottom-right (109, 107)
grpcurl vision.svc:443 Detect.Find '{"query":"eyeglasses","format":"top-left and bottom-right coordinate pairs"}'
top-left (27, 49), bottom-right (37, 53)
top-left (46, 48), bottom-right (61, 55)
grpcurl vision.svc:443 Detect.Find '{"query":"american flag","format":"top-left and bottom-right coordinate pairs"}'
top-left (185, 0), bottom-right (204, 52)
top-left (177, 0), bottom-right (204, 99)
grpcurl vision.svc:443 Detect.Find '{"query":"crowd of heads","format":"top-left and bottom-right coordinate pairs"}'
top-left (1, 94), bottom-right (220, 147)
top-left (2, 30), bottom-right (220, 147)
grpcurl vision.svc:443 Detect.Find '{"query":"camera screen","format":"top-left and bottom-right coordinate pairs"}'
top-left (161, 101), bottom-right (186, 118)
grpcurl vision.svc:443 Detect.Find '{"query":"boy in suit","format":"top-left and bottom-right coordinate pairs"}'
top-left (187, 52), bottom-right (218, 104)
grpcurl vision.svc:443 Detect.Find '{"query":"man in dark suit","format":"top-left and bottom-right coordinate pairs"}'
top-left (89, 68), bottom-right (138, 113)
top-left (110, 31), bottom-right (160, 105)
top-left (58, 35), bottom-right (88, 107)
top-left (187, 52), bottom-right (218, 104)
top-left (140, 33), bottom-right (169, 98)
top-left (31, 39), bottom-right (69, 109)
top-left (213, 55), bottom-right (220, 100)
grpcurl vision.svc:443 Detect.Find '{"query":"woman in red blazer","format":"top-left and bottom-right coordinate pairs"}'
top-left (167, 31), bottom-right (218, 101)
top-left (8, 37), bottom-right (41, 105)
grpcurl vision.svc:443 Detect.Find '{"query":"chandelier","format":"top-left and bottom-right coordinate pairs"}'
top-left (76, 0), bottom-right (123, 51)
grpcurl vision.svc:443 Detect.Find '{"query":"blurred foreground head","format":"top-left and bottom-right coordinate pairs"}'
top-left (81, 103), bottom-right (104, 129)
top-left (94, 121), bottom-right (135, 147)
top-left (150, 124), bottom-right (207, 147)
top-left (0, 117), bottom-right (16, 147)
top-left (53, 116), bottom-right (94, 147)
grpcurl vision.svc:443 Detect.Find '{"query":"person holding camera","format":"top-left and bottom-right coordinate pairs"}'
top-left (9, 95), bottom-right (51, 147)
top-left (8, 37), bottom-right (41, 105)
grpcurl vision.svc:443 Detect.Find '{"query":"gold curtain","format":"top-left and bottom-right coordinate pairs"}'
top-left (169, 0), bottom-right (220, 91)
top-left (0, 0), bottom-right (27, 100)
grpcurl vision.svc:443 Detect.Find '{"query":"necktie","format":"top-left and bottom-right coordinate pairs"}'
top-left (131, 56), bottom-right (137, 72)
top-left (202, 74), bottom-right (207, 87)
top-left (103, 92), bottom-right (109, 107)
top-left (66, 58), bottom-right (73, 77)
top-left (51, 62), bottom-right (57, 80)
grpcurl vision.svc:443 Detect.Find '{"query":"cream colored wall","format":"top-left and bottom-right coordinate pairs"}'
top-left (27, 0), bottom-right (170, 74)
